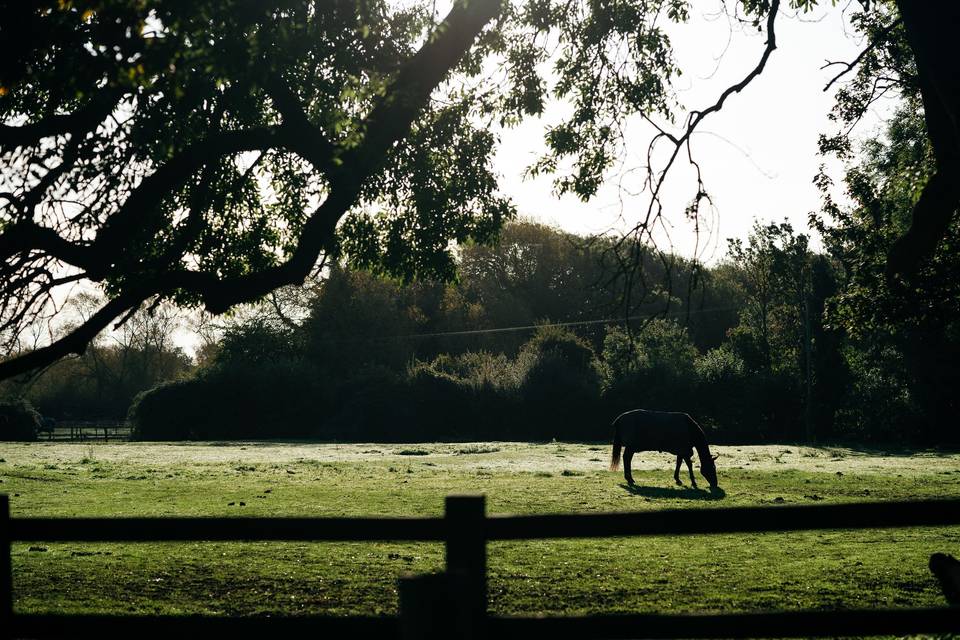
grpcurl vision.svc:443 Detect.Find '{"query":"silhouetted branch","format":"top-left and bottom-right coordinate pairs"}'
top-left (0, 289), bottom-right (149, 380)
top-left (0, 88), bottom-right (125, 151)
top-left (604, 0), bottom-right (780, 322)
top-left (93, 127), bottom-right (284, 256)
top-left (0, 221), bottom-right (96, 271)
top-left (0, 0), bottom-right (503, 380)
top-left (821, 18), bottom-right (902, 92)
top-left (886, 1), bottom-right (960, 284)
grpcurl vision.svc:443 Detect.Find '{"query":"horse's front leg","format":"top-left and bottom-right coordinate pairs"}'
top-left (685, 457), bottom-right (698, 489)
top-left (674, 456), bottom-right (683, 485)
top-left (623, 448), bottom-right (635, 485)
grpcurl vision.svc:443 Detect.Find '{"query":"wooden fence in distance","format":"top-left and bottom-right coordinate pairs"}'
top-left (2, 494), bottom-right (960, 639)
top-left (38, 421), bottom-right (131, 442)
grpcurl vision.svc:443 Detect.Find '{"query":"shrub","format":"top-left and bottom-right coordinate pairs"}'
top-left (129, 358), bottom-right (329, 440)
top-left (695, 347), bottom-right (746, 383)
top-left (694, 348), bottom-right (750, 440)
top-left (403, 365), bottom-right (475, 439)
top-left (0, 397), bottom-right (41, 441)
top-left (325, 365), bottom-right (411, 441)
top-left (516, 325), bottom-right (602, 440)
top-left (600, 320), bottom-right (698, 414)
top-left (423, 351), bottom-right (522, 392)
top-left (128, 379), bottom-right (205, 441)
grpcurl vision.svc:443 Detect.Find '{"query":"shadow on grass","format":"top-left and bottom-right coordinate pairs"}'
top-left (620, 483), bottom-right (726, 500)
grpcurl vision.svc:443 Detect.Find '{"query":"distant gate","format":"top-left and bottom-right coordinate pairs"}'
top-left (2, 495), bottom-right (959, 639)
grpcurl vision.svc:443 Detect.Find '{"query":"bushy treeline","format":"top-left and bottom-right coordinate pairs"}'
top-left (127, 221), bottom-right (744, 442)
top-left (122, 209), bottom-right (959, 445)
top-left (5, 211), bottom-right (955, 444)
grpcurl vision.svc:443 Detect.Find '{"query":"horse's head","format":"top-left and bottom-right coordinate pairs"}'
top-left (700, 453), bottom-right (719, 489)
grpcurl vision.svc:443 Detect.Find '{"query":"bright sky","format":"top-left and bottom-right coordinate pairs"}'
top-left (493, 1), bottom-right (893, 263)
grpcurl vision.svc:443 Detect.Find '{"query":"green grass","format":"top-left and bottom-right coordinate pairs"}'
top-left (1, 441), bottom-right (959, 617)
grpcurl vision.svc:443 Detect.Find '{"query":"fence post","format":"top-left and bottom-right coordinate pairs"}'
top-left (930, 553), bottom-right (960, 606)
top-left (1, 494), bottom-right (12, 639)
top-left (445, 494), bottom-right (486, 639)
top-left (398, 573), bottom-right (452, 640)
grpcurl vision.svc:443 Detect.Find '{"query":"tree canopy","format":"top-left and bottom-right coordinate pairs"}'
top-left (1, 0), bottom-right (957, 379)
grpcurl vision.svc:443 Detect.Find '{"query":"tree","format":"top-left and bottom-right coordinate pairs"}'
top-left (302, 266), bottom-right (425, 372)
top-left (725, 221), bottom-right (838, 441)
top-left (1, 0), bottom-right (956, 380)
top-left (0, 0), bottom-right (509, 377)
top-left (884, 3), bottom-right (960, 284)
top-left (808, 1), bottom-right (960, 284)
top-left (814, 0), bottom-right (960, 443)
top-left (21, 293), bottom-right (191, 418)
top-left (599, 319), bottom-right (698, 414)
top-left (815, 99), bottom-right (960, 443)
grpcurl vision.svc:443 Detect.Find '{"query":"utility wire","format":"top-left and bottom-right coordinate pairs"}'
top-left (365, 303), bottom-right (742, 342)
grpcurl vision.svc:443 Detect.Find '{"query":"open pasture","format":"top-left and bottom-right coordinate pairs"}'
top-left (1, 441), bottom-right (959, 617)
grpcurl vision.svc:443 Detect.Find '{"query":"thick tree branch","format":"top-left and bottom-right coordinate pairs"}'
top-left (0, 0), bottom-right (503, 379)
top-left (0, 221), bottom-right (96, 271)
top-left (183, 0), bottom-right (505, 314)
top-left (0, 289), bottom-right (148, 380)
top-left (93, 127), bottom-right (285, 255)
top-left (265, 77), bottom-right (339, 174)
top-left (887, 2), bottom-right (960, 284)
top-left (342, 0), bottom-right (503, 174)
top-left (0, 88), bottom-right (124, 151)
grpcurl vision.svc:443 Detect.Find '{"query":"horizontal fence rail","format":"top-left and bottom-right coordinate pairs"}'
top-left (3, 494), bottom-right (960, 639)
top-left (10, 516), bottom-right (448, 542)
top-left (10, 498), bottom-right (960, 542)
top-left (488, 608), bottom-right (960, 639)
top-left (484, 498), bottom-right (960, 539)
top-left (12, 609), bottom-right (957, 640)
top-left (10, 614), bottom-right (396, 639)
top-left (13, 614), bottom-right (399, 640)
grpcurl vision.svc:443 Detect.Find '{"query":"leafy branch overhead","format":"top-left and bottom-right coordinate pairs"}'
top-left (1, 0), bottom-right (958, 380)
top-left (0, 0), bottom-right (508, 377)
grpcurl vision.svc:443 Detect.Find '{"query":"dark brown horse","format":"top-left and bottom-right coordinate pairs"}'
top-left (610, 409), bottom-right (718, 489)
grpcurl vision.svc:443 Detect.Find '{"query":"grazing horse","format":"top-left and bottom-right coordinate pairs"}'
top-left (610, 409), bottom-right (719, 489)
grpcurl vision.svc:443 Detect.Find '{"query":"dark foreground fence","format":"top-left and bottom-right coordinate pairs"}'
top-left (2, 494), bottom-right (959, 639)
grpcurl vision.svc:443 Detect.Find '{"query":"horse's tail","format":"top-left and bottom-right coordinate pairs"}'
top-left (610, 420), bottom-right (622, 471)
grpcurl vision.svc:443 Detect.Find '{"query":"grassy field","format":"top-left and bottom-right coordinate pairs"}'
top-left (1, 441), bottom-right (959, 617)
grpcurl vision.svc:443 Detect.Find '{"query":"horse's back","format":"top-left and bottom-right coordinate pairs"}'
top-left (614, 409), bottom-right (693, 456)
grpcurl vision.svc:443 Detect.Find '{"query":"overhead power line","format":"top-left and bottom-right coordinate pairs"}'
top-left (387, 304), bottom-right (742, 341)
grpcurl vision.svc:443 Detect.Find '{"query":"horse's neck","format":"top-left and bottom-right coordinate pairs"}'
top-left (688, 421), bottom-right (711, 460)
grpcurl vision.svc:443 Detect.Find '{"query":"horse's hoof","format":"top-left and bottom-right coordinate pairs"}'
top-left (675, 480), bottom-right (682, 486)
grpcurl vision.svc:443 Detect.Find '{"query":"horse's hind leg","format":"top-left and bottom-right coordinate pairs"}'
top-left (623, 448), bottom-right (635, 485)
top-left (685, 457), bottom-right (697, 489)
top-left (674, 456), bottom-right (683, 485)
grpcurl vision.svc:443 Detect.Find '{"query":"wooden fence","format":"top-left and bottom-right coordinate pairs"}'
top-left (38, 421), bottom-right (131, 442)
top-left (2, 493), bottom-right (960, 639)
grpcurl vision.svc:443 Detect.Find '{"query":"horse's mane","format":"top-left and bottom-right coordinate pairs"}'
top-left (685, 414), bottom-right (713, 460)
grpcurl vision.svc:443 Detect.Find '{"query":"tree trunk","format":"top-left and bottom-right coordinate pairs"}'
top-left (888, 2), bottom-right (960, 281)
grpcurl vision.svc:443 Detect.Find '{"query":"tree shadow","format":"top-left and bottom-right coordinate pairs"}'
top-left (620, 483), bottom-right (726, 500)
